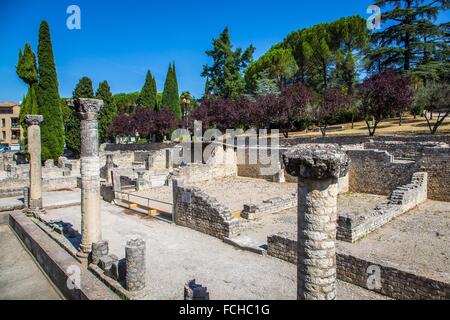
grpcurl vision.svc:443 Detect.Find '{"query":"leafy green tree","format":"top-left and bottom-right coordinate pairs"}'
top-left (366, 0), bottom-right (449, 81)
top-left (137, 70), bottom-right (157, 109)
top-left (65, 77), bottom-right (94, 156)
top-left (96, 80), bottom-right (117, 143)
top-left (162, 63), bottom-right (181, 118)
top-left (202, 27), bottom-right (255, 99)
top-left (245, 48), bottom-right (298, 92)
top-left (36, 21), bottom-right (64, 160)
top-left (415, 82), bottom-right (450, 134)
top-left (16, 43), bottom-right (39, 148)
top-left (329, 16), bottom-right (368, 94)
top-left (254, 71), bottom-right (281, 96)
top-left (113, 92), bottom-right (139, 113)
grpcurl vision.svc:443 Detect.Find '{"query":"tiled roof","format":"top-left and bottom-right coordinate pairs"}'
top-left (0, 102), bottom-right (19, 107)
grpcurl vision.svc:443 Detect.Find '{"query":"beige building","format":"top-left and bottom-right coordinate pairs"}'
top-left (0, 102), bottom-right (23, 151)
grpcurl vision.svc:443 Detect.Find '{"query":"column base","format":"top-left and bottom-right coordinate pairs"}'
top-left (24, 208), bottom-right (46, 218)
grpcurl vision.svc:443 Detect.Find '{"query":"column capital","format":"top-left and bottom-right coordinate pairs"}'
top-left (69, 98), bottom-right (103, 120)
top-left (25, 115), bottom-right (44, 126)
top-left (283, 144), bottom-right (350, 180)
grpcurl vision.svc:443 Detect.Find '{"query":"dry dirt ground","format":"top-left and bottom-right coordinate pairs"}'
top-left (43, 200), bottom-right (388, 300)
top-left (133, 177), bottom-right (298, 213)
top-left (338, 200), bottom-right (450, 284)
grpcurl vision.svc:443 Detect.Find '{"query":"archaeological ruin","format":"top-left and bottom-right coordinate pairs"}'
top-left (0, 99), bottom-right (449, 301)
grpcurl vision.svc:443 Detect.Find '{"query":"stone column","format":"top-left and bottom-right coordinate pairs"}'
top-left (283, 144), bottom-right (350, 300)
top-left (25, 115), bottom-right (44, 215)
top-left (125, 237), bottom-right (146, 291)
top-left (71, 98), bottom-right (103, 257)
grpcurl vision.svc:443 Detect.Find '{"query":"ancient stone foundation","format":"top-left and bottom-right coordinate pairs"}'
top-left (267, 233), bottom-right (450, 300)
top-left (174, 185), bottom-right (241, 240)
top-left (283, 144), bottom-right (350, 300)
top-left (338, 172), bottom-right (428, 243)
top-left (125, 237), bottom-right (146, 292)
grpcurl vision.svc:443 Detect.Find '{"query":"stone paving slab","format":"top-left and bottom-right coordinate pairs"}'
top-left (0, 224), bottom-right (63, 300)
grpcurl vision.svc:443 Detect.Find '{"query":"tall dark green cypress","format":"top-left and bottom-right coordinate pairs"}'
top-left (16, 43), bottom-right (39, 149)
top-left (162, 63), bottom-right (181, 118)
top-left (137, 70), bottom-right (157, 109)
top-left (64, 77), bottom-right (94, 156)
top-left (36, 21), bottom-right (64, 160)
top-left (96, 80), bottom-right (117, 143)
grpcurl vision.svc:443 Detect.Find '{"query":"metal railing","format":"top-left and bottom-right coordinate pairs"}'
top-left (113, 190), bottom-right (173, 222)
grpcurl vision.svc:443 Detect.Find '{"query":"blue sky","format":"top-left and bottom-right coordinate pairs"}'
top-left (0, 0), bottom-right (447, 102)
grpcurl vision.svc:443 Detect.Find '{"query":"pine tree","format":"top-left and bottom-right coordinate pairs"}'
top-left (16, 43), bottom-right (39, 149)
top-left (96, 80), bottom-right (117, 143)
top-left (36, 21), bottom-right (64, 160)
top-left (137, 70), bottom-right (157, 109)
top-left (202, 27), bottom-right (255, 99)
top-left (64, 77), bottom-right (94, 156)
top-left (162, 63), bottom-right (181, 118)
top-left (366, 0), bottom-right (449, 80)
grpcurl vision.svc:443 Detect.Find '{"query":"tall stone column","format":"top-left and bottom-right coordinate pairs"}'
top-left (283, 144), bottom-right (350, 300)
top-left (25, 115), bottom-right (44, 215)
top-left (72, 98), bottom-right (104, 257)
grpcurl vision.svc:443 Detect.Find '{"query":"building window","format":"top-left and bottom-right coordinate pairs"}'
top-left (1, 131), bottom-right (5, 140)
top-left (1, 119), bottom-right (5, 127)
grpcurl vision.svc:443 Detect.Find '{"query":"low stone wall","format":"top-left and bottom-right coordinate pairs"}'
top-left (242, 193), bottom-right (297, 220)
top-left (338, 172), bottom-right (428, 243)
top-left (174, 185), bottom-right (241, 240)
top-left (267, 232), bottom-right (297, 264)
top-left (267, 232), bottom-right (450, 300)
top-left (0, 176), bottom-right (79, 196)
top-left (347, 148), bottom-right (450, 202)
top-left (8, 212), bottom-right (119, 300)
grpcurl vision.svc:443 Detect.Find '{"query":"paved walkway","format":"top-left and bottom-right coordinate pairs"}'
top-left (0, 225), bottom-right (62, 300)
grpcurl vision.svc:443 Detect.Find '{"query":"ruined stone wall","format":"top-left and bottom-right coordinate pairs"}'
top-left (336, 254), bottom-right (450, 300)
top-left (173, 147), bottom-right (237, 185)
top-left (242, 194), bottom-right (297, 220)
top-left (347, 149), bottom-right (416, 196)
top-left (237, 147), bottom-right (288, 181)
top-left (364, 141), bottom-right (449, 160)
top-left (338, 172), bottom-right (428, 243)
top-left (174, 185), bottom-right (240, 240)
top-left (281, 134), bottom-right (450, 147)
top-left (347, 148), bottom-right (450, 201)
top-left (267, 232), bottom-right (450, 300)
top-left (417, 148), bottom-right (450, 202)
top-left (0, 176), bottom-right (79, 197)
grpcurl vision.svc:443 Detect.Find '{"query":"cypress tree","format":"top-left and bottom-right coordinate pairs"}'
top-left (16, 43), bottom-right (39, 149)
top-left (162, 63), bottom-right (181, 119)
top-left (73, 76), bottom-right (94, 98)
top-left (64, 77), bottom-right (94, 156)
top-left (36, 21), bottom-right (64, 160)
top-left (96, 80), bottom-right (117, 143)
top-left (137, 70), bottom-right (157, 109)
